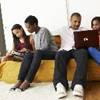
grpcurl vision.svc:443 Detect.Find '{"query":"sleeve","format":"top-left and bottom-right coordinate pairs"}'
top-left (40, 29), bottom-right (51, 49)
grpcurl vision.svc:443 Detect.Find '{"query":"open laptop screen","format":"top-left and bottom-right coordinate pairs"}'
top-left (74, 30), bottom-right (99, 49)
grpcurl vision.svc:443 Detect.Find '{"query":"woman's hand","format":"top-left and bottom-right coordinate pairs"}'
top-left (18, 48), bottom-right (27, 53)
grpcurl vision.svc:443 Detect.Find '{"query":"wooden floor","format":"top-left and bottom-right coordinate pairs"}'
top-left (84, 81), bottom-right (100, 100)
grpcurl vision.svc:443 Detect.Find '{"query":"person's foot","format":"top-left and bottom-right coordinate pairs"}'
top-left (73, 84), bottom-right (84, 97)
top-left (17, 80), bottom-right (30, 91)
top-left (56, 83), bottom-right (68, 99)
top-left (10, 80), bottom-right (23, 91)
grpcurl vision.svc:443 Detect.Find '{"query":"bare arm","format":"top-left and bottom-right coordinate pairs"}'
top-left (29, 34), bottom-right (35, 51)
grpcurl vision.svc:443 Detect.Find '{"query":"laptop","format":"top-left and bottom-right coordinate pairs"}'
top-left (74, 30), bottom-right (99, 49)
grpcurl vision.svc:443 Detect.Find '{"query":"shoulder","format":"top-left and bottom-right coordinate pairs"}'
top-left (39, 27), bottom-right (51, 36)
top-left (40, 27), bottom-right (50, 33)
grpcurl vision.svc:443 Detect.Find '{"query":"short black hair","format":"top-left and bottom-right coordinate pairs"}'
top-left (91, 16), bottom-right (100, 27)
top-left (71, 12), bottom-right (81, 18)
top-left (24, 15), bottom-right (38, 25)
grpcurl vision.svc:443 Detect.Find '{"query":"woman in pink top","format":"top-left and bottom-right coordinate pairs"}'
top-left (1, 24), bottom-right (34, 62)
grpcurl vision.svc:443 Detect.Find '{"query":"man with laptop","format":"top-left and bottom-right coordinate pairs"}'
top-left (74, 17), bottom-right (100, 64)
top-left (53, 12), bottom-right (88, 99)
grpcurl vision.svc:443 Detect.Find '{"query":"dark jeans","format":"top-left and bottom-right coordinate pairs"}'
top-left (18, 50), bottom-right (57, 82)
top-left (53, 49), bottom-right (88, 91)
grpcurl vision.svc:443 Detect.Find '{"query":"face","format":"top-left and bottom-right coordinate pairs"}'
top-left (25, 23), bottom-right (35, 33)
top-left (70, 16), bottom-right (81, 30)
top-left (12, 29), bottom-right (23, 38)
top-left (92, 20), bottom-right (100, 31)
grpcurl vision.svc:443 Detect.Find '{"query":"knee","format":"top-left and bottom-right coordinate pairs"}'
top-left (88, 47), bottom-right (94, 52)
top-left (24, 52), bottom-right (33, 59)
top-left (34, 50), bottom-right (41, 54)
top-left (55, 51), bottom-right (64, 60)
top-left (79, 49), bottom-right (88, 55)
top-left (76, 49), bottom-right (88, 59)
top-left (34, 50), bottom-right (42, 58)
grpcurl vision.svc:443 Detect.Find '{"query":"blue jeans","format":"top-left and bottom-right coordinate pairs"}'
top-left (18, 50), bottom-right (57, 82)
top-left (88, 47), bottom-right (100, 64)
top-left (53, 49), bottom-right (88, 90)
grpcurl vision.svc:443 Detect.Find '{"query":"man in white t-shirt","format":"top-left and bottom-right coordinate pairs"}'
top-left (53, 12), bottom-right (88, 99)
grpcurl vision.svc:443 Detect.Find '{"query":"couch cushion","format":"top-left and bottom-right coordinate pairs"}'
top-left (0, 60), bottom-right (55, 83)
top-left (0, 59), bottom-right (100, 84)
top-left (0, 61), bottom-right (20, 83)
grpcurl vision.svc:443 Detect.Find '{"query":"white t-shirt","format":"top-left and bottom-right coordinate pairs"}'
top-left (54, 26), bottom-right (86, 51)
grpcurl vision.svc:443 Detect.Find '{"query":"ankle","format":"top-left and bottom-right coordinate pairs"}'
top-left (24, 80), bottom-right (30, 84)
top-left (19, 80), bottom-right (30, 90)
top-left (14, 80), bottom-right (23, 88)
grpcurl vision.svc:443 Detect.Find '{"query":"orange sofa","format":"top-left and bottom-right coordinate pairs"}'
top-left (0, 35), bottom-right (100, 84)
top-left (53, 35), bottom-right (100, 81)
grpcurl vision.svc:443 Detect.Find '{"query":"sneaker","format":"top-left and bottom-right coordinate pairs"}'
top-left (56, 83), bottom-right (67, 99)
top-left (73, 84), bottom-right (84, 97)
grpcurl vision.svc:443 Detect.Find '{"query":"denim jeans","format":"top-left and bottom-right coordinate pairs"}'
top-left (18, 50), bottom-right (57, 82)
top-left (53, 49), bottom-right (88, 90)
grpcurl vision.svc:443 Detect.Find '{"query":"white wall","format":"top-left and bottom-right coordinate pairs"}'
top-left (67, 0), bottom-right (100, 28)
top-left (1, 0), bottom-right (100, 51)
top-left (1, 0), bottom-right (67, 51)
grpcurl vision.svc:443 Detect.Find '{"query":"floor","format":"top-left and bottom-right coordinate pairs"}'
top-left (0, 81), bottom-right (100, 100)
top-left (84, 81), bottom-right (100, 100)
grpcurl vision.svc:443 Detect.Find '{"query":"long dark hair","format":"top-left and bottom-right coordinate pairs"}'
top-left (11, 24), bottom-right (33, 51)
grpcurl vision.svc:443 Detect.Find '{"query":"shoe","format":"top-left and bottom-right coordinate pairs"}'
top-left (56, 83), bottom-right (67, 99)
top-left (9, 80), bottom-right (22, 91)
top-left (73, 84), bottom-right (84, 97)
top-left (9, 87), bottom-right (17, 91)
